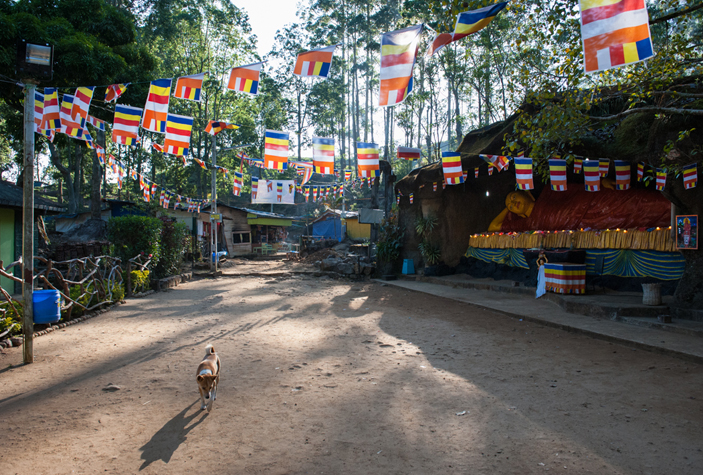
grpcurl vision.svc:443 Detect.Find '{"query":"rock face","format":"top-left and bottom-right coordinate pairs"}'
top-left (318, 254), bottom-right (375, 276)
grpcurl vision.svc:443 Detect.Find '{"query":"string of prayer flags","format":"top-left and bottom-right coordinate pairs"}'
top-left (164, 114), bottom-right (194, 156)
top-left (396, 194), bottom-right (400, 205)
top-left (357, 142), bottom-right (380, 178)
top-left (142, 78), bottom-right (172, 133)
top-left (656, 169), bottom-right (666, 191)
top-left (614, 160), bottom-right (631, 190)
top-left (194, 158), bottom-right (207, 169)
top-left (584, 160), bottom-right (601, 192)
top-left (251, 176), bottom-right (259, 199)
top-left (174, 73), bottom-right (205, 102)
top-left (233, 171), bottom-right (243, 196)
top-left (41, 88), bottom-right (61, 131)
top-left (294, 45), bottom-right (337, 78)
top-left (683, 163), bottom-right (698, 189)
top-left (71, 86), bottom-right (95, 125)
top-left (397, 146), bottom-right (421, 160)
top-left (549, 158), bottom-right (567, 191)
top-left (442, 152), bottom-right (464, 185)
top-left (379, 24), bottom-right (423, 107)
top-left (292, 161), bottom-right (314, 185)
top-left (227, 62), bottom-right (264, 95)
top-left (599, 158), bottom-right (610, 177)
top-left (428, 2), bottom-right (508, 56)
top-left (579, 0), bottom-right (654, 73)
top-left (264, 130), bottom-right (290, 171)
top-left (573, 156), bottom-right (583, 174)
top-left (514, 157), bottom-right (534, 190)
top-left (105, 84), bottom-right (128, 103)
top-left (637, 162), bottom-right (645, 182)
top-left (205, 120), bottom-right (239, 136)
top-left (312, 137), bottom-right (335, 174)
top-left (112, 104), bottom-right (141, 146)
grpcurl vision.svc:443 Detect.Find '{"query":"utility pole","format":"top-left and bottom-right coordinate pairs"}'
top-left (210, 135), bottom-right (218, 273)
top-left (22, 81), bottom-right (36, 364)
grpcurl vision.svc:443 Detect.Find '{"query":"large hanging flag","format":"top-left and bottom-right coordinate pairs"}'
top-left (112, 104), bottom-right (142, 146)
top-left (599, 158), bottom-right (610, 177)
top-left (683, 163), bottom-right (698, 189)
top-left (514, 157), bottom-right (534, 190)
top-left (164, 114), bottom-right (194, 157)
top-left (233, 171), bottom-right (243, 196)
top-left (656, 169), bottom-right (666, 191)
top-left (292, 161), bottom-right (314, 185)
top-left (70, 86), bottom-right (95, 125)
top-left (397, 146), bottom-right (421, 160)
top-left (293, 45), bottom-right (337, 79)
top-left (579, 0), bottom-right (655, 73)
top-left (442, 152), bottom-right (464, 185)
top-left (105, 84), bottom-right (128, 103)
top-left (174, 73), bottom-right (205, 102)
top-left (264, 130), bottom-right (290, 171)
top-left (357, 142), bottom-right (380, 178)
top-left (379, 24), bottom-right (423, 107)
top-left (584, 160), bottom-right (601, 192)
top-left (428, 2), bottom-right (509, 56)
top-left (205, 120), bottom-right (239, 136)
top-left (142, 78), bottom-right (172, 133)
top-left (549, 158), bottom-right (568, 191)
top-left (312, 137), bottom-right (335, 174)
top-left (227, 62), bottom-right (264, 96)
top-left (614, 160), bottom-right (631, 190)
top-left (41, 88), bottom-right (61, 131)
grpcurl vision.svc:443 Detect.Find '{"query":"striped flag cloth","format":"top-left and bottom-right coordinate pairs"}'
top-left (251, 177), bottom-right (259, 199)
top-left (312, 186), bottom-right (318, 201)
top-left (397, 146), bottom-right (421, 160)
top-left (142, 78), bottom-right (172, 133)
top-left (227, 62), bottom-right (264, 96)
top-left (205, 120), bottom-right (239, 136)
top-left (130, 168), bottom-right (137, 180)
top-left (70, 86), bottom-right (95, 126)
top-left (151, 183), bottom-right (158, 197)
top-left (264, 130), bottom-right (290, 171)
top-left (152, 143), bottom-right (164, 153)
top-left (379, 24), bottom-right (423, 107)
top-left (294, 45), bottom-right (337, 78)
top-left (304, 186), bottom-right (310, 202)
top-left (105, 84), bottom-right (128, 103)
top-left (292, 161), bottom-right (314, 185)
top-left (599, 158), bottom-right (610, 177)
top-left (59, 95), bottom-right (88, 139)
top-left (41, 88), bottom-right (61, 131)
top-left (579, 0), bottom-right (654, 73)
top-left (442, 152), bottom-right (464, 185)
top-left (614, 160), bottom-right (631, 190)
top-left (276, 183), bottom-right (283, 202)
top-left (95, 145), bottom-right (106, 166)
top-left (233, 171), bottom-right (243, 196)
top-left (573, 156), bottom-right (583, 174)
top-left (549, 158), bottom-right (568, 191)
top-left (409, 193), bottom-right (414, 205)
top-left (475, 168), bottom-right (480, 178)
top-left (442, 182), bottom-right (446, 190)
top-left (313, 137), bottom-right (335, 174)
top-left (174, 72), bottom-right (205, 102)
top-left (683, 163), bottom-right (698, 189)
top-left (87, 115), bottom-right (105, 131)
top-left (480, 154), bottom-right (510, 172)
top-left (488, 166), bottom-right (494, 176)
top-left (344, 169), bottom-right (353, 181)
top-left (433, 182), bottom-right (437, 192)
top-left (637, 162), bottom-right (645, 182)
top-left (584, 160), bottom-right (601, 192)
top-left (117, 163), bottom-right (125, 189)
top-left (357, 142), bottom-right (380, 178)
top-left (656, 169), bottom-right (666, 191)
top-left (462, 170), bottom-right (468, 181)
top-left (396, 194), bottom-right (400, 205)
top-left (112, 105), bottom-right (142, 146)
top-left (428, 2), bottom-right (508, 56)
top-left (514, 158), bottom-right (534, 190)
top-left (33, 91), bottom-right (54, 140)
top-left (194, 158), bottom-right (207, 169)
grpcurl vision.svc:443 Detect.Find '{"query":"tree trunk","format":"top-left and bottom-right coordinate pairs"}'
top-left (90, 129), bottom-right (104, 220)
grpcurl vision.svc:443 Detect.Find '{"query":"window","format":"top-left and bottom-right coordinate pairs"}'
top-left (233, 232), bottom-right (251, 244)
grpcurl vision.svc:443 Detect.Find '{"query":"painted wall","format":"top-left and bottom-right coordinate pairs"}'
top-left (345, 218), bottom-right (371, 239)
top-left (0, 208), bottom-right (15, 291)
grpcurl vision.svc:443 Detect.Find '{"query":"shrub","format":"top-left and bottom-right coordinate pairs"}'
top-left (154, 218), bottom-right (189, 279)
top-left (111, 282), bottom-right (125, 302)
top-left (107, 216), bottom-right (163, 269)
top-left (123, 269), bottom-right (150, 293)
top-left (376, 206), bottom-right (404, 263)
top-left (0, 303), bottom-right (22, 336)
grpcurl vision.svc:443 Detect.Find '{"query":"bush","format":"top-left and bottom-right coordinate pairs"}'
top-left (107, 216), bottom-right (163, 269)
top-left (376, 206), bottom-right (404, 263)
top-left (123, 269), bottom-right (150, 293)
top-left (154, 218), bottom-right (190, 279)
top-left (111, 282), bottom-right (125, 302)
top-left (0, 303), bottom-right (22, 336)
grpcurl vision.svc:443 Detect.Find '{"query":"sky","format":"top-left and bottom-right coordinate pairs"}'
top-left (233, 1), bottom-right (302, 57)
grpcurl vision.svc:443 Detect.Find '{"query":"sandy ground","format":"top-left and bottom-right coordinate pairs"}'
top-left (1, 272), bottom-right (702, 475)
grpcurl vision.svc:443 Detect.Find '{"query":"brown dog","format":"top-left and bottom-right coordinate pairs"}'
top-left (196, 344), bottom-right (220, 412)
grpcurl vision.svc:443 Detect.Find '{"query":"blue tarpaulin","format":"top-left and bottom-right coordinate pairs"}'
top-left (312, 218), bottom-right (345, 242)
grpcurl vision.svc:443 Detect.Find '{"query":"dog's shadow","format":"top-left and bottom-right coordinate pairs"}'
top-left (139, 400), bottom-right (208, 470)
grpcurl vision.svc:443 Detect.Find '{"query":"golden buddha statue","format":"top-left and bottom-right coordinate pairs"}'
top-left (488, 191), bottom-right (535, 232)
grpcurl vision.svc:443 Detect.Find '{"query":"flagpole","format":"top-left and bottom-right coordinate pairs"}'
top-left (211, 134), bottom-right (218, 273)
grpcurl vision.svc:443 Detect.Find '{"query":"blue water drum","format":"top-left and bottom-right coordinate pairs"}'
top-left (33, 289), bottom-right (62, 324)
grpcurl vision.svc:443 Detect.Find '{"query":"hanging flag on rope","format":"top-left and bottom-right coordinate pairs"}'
top-left (579, 0), bottom-right (654, 74)
top-left (59, 95), bottom-right (88, 139)
top-left (344, 168), bottom-right (353, 181)
top-left (194, 158), bottom-right (207, 169)
top-left (488, 166), bottom-right (494, 176)
top-left (142, 78), bottom-right (172, 133)
top-left (462, 170), bottom-right (468, 181)
top-left (251, 176), bottom-right (259, 199)
top-left (409, 193), bottom-right (414, 205)
top-left (442, 152), bottom-right (464, 185)
top-left (105, 84), bottom-right (128, 103)
top-left (33, 91), bottom-right (54, 140)
top-left (292, 161), bottom-right (314, 185)
top-left (87, 115), bottom-right (105, 131)
top-left (205, 120), bottom-right (239, 136)
top-left (637, 162), bottom-right (645, 182)
top-left (70, 86), bottom-right (95, 125)
top-left (549, 158), bottom-right (568, 191)
top-left (294, 45), bottom-right (337, 79)
top-left (480, 154), bottom-right (510, 172)
top-left (304, 186), bottom-right (311, 202)
top-left (312, 137), bottom-right (335, 174)
top-left (152, 143), bottom-right (164, 153)
top-left (683, 163), bottom-right (698, 189)
top-left (599, 158), bottom-right (610, 177)
top-left (174, 72), bottom-right (205, 102)
top-left (428, 2), bottom-right (508, 56)
top-left (276, 182), bottom-right (283, 202)
top-left (379, 24), bottom-right (423, 107)
top-left (151, 183), bottom-right (158, 196)
top-left (614, 160), bottom-right (631, 190)
top-left (112, 104), bottom-right (142, 146)
top-left (514, 158), bottom-right (534, 190)
top-left (397, 146), bottom-right (421, 160)
top-left (656, 169), bottom-right (666, 191)
top-left (357, 142), bottom-right (380, 178)
top-left (233, 171), bottom-right (243, 196)
top-left (573, 156), bottom-right (584, 174)
top-left (264, 130), bottom-right (290, 171)
top-left (41, 88), bottom-right (61, 131)
top-left (227, 62), bottom-right (264, 95)
top-left (584, 160), bottom-right (601, 192)
top-left (130, 168), bottom-right (137, 180)
top-left (396, 194), bottom-right (400, 205)
top-left (312, 186), bottom-right (319, 202)
top-left (164, 113), bottom-right (194, 157)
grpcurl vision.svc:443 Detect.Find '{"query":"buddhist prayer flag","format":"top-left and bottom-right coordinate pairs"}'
top-left (294, 45), bottom-right (337, 78)
top-left (683, 163), bottom-right (698, 189)
top-left (163, 114), bottom-right (194, 157)
top-left (396, 194), bottom-right (401, 205)
top-left (174, 73), bottom-right (204, 102)
top-left (264, 130), bottom-right (290, 171)
top-left (656, 169), bottom-right (666, 191)
top-left (480, 154), bottom-right (510, 172)
top-left (344, 169), bottom-right (353, 181)
top-left (397, 146), bottom-right (421, 160)
top-left (312, 186), bottom-right (318, 201)
top-left (573, 156), bottom-right (583, 174)
top-left (433, 182), bottom-right (438, 192)
top-left (276, 183), bottom-right (283, 202)
top-left (475, 168), bottom-right (480, 178)
top-left (251, 176), bottom-right (259, 199)
top-left (379, 24), bottom-right (423, 107)
top-left (96, 146), bottom-right (105, 166)
top-left (584, 160), bottom-right (601, 192)
top-left (130, 168), bottom-right (137, 180)
top-left (637, 162), bottom-right (645, 181)
top-left (614, 160), bottom-right (631, 190)
top-left (549, 159), bottom-right (568, 191)
top-left (112, 105), bottom-right (142, 146)
top-left (33, 91), bottom-right (52, 139)
top-left (579, 0), bottom-right (655, 73)
top-left (304, 186), bottom-right (310, 202)
top-left (514, 158), bottom-right (534, 190)
top-left (41, 88), bottom-right (61, 131)
top-left (105, 84), bottom-right (128, 103)
top-left (357, 142), bottom-right (380, 178)
top-left (233, 171), bottom-right (243, 196)
top-left (87, 115), bottom-right (105, 131)
top-left (205, 120), bottom-right (239, 136)
top-left (71, 86), bottom-right (95, 125)
top-left (227, 62), bottom-right (264, 96)
top-left (59, 95), bottom-right (88, 139)
top-left (194, 158), bottom-right (207, 169)
top-left (428, 2), bottom-right (508, 56)
top-left (152, 143), bottom-right (164, 153)
top-left (599, 158), bottom-right (610, 177)
top-left (142, 78), bottom-right (172, 133)
top-left (442, 152), bottom-right (464, 185)
top-left (312, 137), bottom-right (335, 174)
top-left (409, 193), bottom-right (414, 204)
top-left (293, 161), bottom-right (314, 185)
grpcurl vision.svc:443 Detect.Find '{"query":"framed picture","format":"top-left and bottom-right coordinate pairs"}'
top-left (676, 215), bottom-right (698, 250)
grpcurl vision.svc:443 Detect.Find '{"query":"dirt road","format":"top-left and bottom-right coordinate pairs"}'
top-left (1, 273), bottom-right (701, 474)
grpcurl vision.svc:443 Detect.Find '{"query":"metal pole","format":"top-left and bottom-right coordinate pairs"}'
top-left (211, 135), bottom-right (218, 273)
top-left (22, 82), bottom-right (36, 364)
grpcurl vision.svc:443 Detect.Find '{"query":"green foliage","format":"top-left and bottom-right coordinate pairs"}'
top-left (0, 303), bottom-right (22, 336)
top-left (418, 240), bottom-right (441, 266)
top-left (154, 217), bottom-right (190, 279)
top-left (107, 215), bottom-right (163, 269)
top-left (111, 282), bottom-right (125, 303)
top-left (415, 215), bottom-right (437, 237)
top-left (376, 206), bottom-right (404, 263)
top-left (67, 284), bottom-right (90, 317)
top-left (124, 269), bottom-right (150, 294)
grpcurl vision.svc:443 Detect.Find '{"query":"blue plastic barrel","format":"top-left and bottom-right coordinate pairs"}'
top-left (211, 251), bottom-right (228, 262)
top-left (33, 289), bottom-right (62, 324)
top-left (402, 259), bottom-right (415, 275)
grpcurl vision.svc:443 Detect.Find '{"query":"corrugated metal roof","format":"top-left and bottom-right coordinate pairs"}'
top-left (0, 181), bottom-right (65, 212)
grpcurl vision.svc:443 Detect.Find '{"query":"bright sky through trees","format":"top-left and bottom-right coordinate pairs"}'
top-left (234, 0), bottom-right (301, 57)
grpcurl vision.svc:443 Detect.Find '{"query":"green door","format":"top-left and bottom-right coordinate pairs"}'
top-left (0, 208), bottom-right (15, 292)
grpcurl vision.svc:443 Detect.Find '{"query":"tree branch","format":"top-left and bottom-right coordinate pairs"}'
top-left (588, 106), bottom-right (703, 121)
top-left (650, 3), bottom-right (703, 25)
